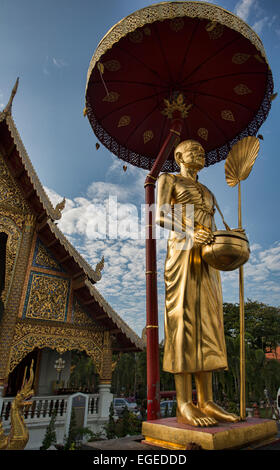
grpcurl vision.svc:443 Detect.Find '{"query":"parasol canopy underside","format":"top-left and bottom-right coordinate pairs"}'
top-left (85, 2), bottom-right (273, 172)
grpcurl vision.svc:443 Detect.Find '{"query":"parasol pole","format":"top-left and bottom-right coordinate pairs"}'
top-left (238, 181), bottom-right (246, 420)
top-left (145, 115), bottom-right (183, 421)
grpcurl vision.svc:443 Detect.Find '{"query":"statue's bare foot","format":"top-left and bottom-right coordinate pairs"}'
top-left (177, 402), bottom-right (217, 427)
top-left (200, 401), bottom-right (240, 423)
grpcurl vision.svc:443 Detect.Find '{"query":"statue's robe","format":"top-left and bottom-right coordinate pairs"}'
top-left (161, 173), bottom-right (228, 374)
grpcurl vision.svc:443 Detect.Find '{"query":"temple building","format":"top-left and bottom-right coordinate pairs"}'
top-left (0, 81), bottom-right (144, 448)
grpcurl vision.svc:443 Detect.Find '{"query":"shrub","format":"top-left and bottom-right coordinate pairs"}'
top-left (40, 410), bottom-right (57, 450)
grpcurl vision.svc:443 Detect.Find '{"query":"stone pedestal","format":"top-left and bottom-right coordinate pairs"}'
top-left (142, 417), bottom-right (278, 450)
top-left (98, 383), bottom-right (113, 419)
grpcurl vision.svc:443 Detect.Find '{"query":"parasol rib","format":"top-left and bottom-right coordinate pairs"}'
top-left (186, 89), bottom-right (256, 113)
top-left (156, 114), bottom-right (169, 160)
top-left (153, 22), bottom-right (175, 85)
top-left (117, 44), bottom-right (169, 86)
top-left (186, 71), bottom-right (267, 89)
top-left (192, 101), bottom-right (230, 142)
top-left (176, 20), bottom-right (200, 84)
top-left (124, 103), bottom-right (160, 147)
top-left (183, 108), bottom-right (192, 142)
top-left (181, 36), bottom-right (240, 86)
top-left (91, 79), bottom-right (168, 89)
top-left (98, 89), bottom-right (168, 121)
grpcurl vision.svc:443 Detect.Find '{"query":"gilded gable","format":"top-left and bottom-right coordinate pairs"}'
top-left (22, 272), bottom-right (70, 322)
top-left (72, 297), bottom-right (104, 330)
top-left (0, 216), bottom-right (21, 304)
top-left (32, 238), bottom-right (64, 272)
top-left (0, 153), bottom-right (31, 219)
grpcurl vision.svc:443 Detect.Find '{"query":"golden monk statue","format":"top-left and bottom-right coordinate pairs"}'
top-left (156, 140), bottom-right (240, 427)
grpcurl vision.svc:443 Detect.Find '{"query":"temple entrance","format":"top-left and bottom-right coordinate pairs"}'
top-left (6, 348), bottom-right (100, 397)
top-left (60, 350), bottom-right (99, 395)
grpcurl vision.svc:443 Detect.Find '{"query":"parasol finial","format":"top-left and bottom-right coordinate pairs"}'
top-left (162, 94), bottom-right (193, 119)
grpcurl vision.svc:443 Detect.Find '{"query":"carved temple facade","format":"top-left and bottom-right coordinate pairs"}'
top-left (0, 86), bottom-right (144, 415)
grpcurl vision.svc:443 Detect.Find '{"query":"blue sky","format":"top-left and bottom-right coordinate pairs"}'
top-left (1, 0), bottom-right (280, 340)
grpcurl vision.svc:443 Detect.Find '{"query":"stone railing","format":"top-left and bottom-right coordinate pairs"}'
top-left (0, 393), bottom-right (99, 425)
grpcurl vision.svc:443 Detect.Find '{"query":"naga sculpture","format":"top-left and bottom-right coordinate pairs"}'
top-left (0, 360), bottom-right (34, 450)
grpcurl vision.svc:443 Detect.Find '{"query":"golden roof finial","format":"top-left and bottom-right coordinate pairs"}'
top-left (53, 197), bottom-right (66, 220)
top-left (95, 255), bottom-right (105, 278)
top-left (2, 77), bottom-right (19, 117)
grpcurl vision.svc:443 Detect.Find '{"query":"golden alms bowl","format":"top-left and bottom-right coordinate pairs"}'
top-left (201, 230), bottom-right (250, 271)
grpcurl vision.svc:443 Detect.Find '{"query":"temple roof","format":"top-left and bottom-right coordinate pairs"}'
top-left (0, 80), bottom-right (144, 352)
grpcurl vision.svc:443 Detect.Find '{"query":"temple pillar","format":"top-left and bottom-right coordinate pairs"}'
top-left (98, 331), bottom-right (113, 418)
top-left (0, 215), bottom-right (35, 391)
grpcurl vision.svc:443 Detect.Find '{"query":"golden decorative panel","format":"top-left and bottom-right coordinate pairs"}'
top-left (9, 320), bottom-right (104, 375)
top-left (197, 127), bottom-right (208, 141)
top-left (118, 115), bottom-right (131, 127)
top-left (206, 22), bottom-right (224, 39)
top-left (162, 94), bottom-right (192, 119)
top-left (33, 238), bottom-right (63, 272)
top-left (143, 130), bottom-right (154, 144)
top-left (170, 18), bottom-right (184, 32)
top-left (129, 30), bottom-right (144, 43)
top-left (143, 26), bottom-right (151, 36)
top-left (232, 53), bottom-right (250, 64)
top-left (234, 84), bottom-right (252, 95)
top-left (0, 154), bottom-right (30, 215)
top-left (221, 110), bottom-right (235, 121)
top-left (23, 272), bottom-right (70, 322)
top-left (103, 91), bottom-right (120, 103)
top-left (72, 297), bottom-right (104, 330)
top-left (0, 216), bottom-right (22, 305)
top-left (104, 59), bottom-right (121, 72)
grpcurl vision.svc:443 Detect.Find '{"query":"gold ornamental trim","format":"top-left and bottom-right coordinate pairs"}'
top-left (9, 319), bottom-right (105, 375)
top-left (86, 1), bottom-right (268, 96)
top-left (162, 94), bottom-right (193, 119)
top-left (2, 115), bottom-right (65, 222)
top-left (85, 279), bottom-right (145, 351)
top-left (47, 219), bottom-right (102, 283)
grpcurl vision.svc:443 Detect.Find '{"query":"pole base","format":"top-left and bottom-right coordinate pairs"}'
top-left (142, 417), bottom-right (278, 450)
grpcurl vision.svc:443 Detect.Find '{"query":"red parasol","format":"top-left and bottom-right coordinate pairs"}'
top-left (85, 2), bottom-right (274, 421)
top-left (85, 2), bottom-right (273, 171)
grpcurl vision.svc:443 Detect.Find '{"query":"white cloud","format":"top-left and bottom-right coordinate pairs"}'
top-left (222, 241), bottom-right (280, 307)
top-left (45, 169), bottom-right (280, 339)
top-left (252, 15), bottom-right (278, 34)
top-left (234, 1), bottom-right (278, 35)
top-left (43, 55), bottom-right (68, 75)
top-left (52, 57), bottom-right (68, 68)
top-left (234, 0), bottom-right (256, 21)
top-left (0, 91), bottom-right (5, 109)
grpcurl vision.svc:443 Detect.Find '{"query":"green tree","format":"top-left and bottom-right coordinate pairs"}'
top-left (40, 410), bottom-right (57, 450)
top-left (217, 300), bottom-right (280, 406)
top-left (103, 402), bottom-right (116, 439)
top-left (114, 407), bottom-right (141, 437)
top-left (159, 342), bottom-right (175, 392)
top-left (69, 351), bottom-right (98, 392)
top-left (64, 408), bottom-right (77, 450)
top-left (223, 300), bottom-right (280, 352)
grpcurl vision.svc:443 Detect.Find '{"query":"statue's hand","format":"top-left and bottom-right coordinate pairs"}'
top-left (223, 222), bottom-right (231, 231)
top-left (194, 226), bottom-right (214, 246)
top-left (231, 227), bottom-right (246, 235)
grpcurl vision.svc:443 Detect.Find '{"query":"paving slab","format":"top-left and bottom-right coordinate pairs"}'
top-left (82, 435), bottom-right (159, 450)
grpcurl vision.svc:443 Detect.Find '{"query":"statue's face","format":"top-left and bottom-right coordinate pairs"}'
top-left (176, 141), bottom-right (205, 171)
